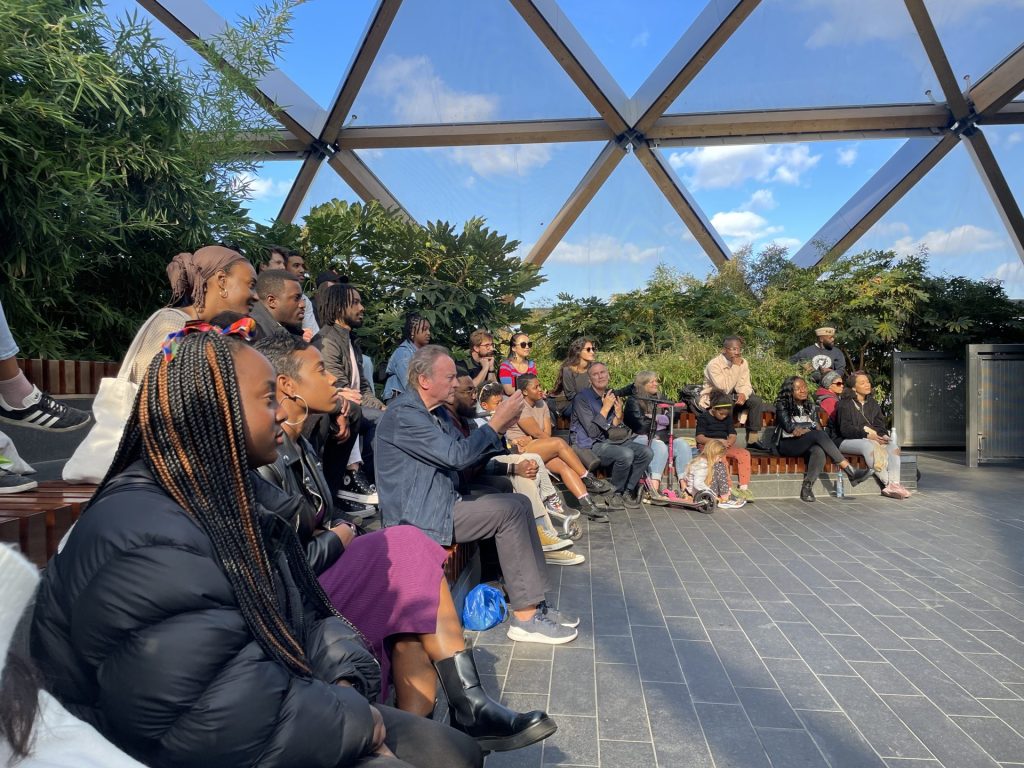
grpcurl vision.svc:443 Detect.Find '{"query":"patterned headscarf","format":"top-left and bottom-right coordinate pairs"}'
top-left (166, 245), bottom-right (247, 310)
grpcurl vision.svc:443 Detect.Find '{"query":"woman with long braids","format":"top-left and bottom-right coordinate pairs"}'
top-left (773, 375), bottom-right (872, 502)
top-left (31, 327), bottom-right (482, 768)
top-left (254, 334), bottom-right (555, 753)
top-left (498, 331), bottom-right (537, 396)
top-left (382, 313), bottom-right (432, 402)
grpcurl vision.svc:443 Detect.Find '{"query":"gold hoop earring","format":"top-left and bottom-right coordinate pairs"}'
top-left (285, 394), bottom-right (309, 426)
top-left (219, 289), bottom-right (229, 299)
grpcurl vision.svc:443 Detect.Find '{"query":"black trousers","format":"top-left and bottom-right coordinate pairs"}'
top-left (733, 394), bottom-right (768, 435)
top-left (352, 704), bottom-right (482, 767)
top-left (776, 431), bottom-right (845, 482)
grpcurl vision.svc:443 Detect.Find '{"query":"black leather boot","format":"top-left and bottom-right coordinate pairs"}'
top-left (800, 481), bottom-right (816, 502)
top-left (435, 650), bottom-right (557, 752)
top-left (842, 463), bottom-right (873, 486)
top-left (578, 495), bottom-right (609, 523)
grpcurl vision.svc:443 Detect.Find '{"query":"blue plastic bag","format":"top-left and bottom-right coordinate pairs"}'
top-left (461, 584), bottom-right (509, 631)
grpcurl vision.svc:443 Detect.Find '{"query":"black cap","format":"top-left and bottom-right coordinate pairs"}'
top-left (316, 270), bottom-right (341, 287)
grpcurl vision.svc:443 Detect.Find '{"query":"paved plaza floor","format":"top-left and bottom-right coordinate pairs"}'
top-left (473, 454), bottom-right (1024, 767)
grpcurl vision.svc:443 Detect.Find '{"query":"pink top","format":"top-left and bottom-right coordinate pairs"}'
top-left (498, 358), bottom-right (537, 388)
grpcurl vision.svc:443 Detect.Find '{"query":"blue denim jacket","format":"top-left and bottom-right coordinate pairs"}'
top-left (571, 386), bottom-right (614, 449)
top-left (382, 339), bottom-right (417, 401)
top-left (374, 389), bottom-right (504, 545)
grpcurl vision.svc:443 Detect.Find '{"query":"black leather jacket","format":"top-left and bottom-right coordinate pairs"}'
top-left (257, 431), bottom-right (346, 575)
top-left (623, 386), bottom-right (669, 441)
top-left (31, 462), bottom-right (380, 768)
top-left (834, 394), bottom-right (889, 439)
top-left (313, 323), bottom-right (385, 411)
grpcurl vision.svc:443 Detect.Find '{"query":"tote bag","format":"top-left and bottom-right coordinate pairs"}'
top-left (62, 310), bottom-right (185, 483)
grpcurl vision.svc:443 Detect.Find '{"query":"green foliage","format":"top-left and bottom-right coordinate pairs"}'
top-left (0, 0), bottom-right (295, 359)
top-left (299, 200), bottom-right (545, 360)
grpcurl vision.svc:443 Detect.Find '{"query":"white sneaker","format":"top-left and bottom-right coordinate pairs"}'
top-left (718, 498), bottom-right (747, 509)
top-left (507, 609), bottom-right (578, 645)
top-left (536, 525), bottom-right (572, 552)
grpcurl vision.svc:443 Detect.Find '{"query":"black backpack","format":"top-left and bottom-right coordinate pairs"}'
top-left (678, 384), bottom-right (707, 416)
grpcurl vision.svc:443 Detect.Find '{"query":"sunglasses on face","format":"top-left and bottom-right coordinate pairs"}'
top-left (517, 341), bottom-right (533, 349)
top-left (583, 346), bottom-right (596, 352)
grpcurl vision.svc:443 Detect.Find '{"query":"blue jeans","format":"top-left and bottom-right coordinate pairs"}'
top-left (633, 435), bottom-right (693, 479)
top-left (0, 300), bottom-right (18, 360)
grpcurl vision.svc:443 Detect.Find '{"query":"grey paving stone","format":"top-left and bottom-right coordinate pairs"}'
top-left (972, 631), bottom-right (1024, 666)
top-left (797, 708), bottom-right (887, 768)
top-left (851, 661), bottom-right (920, 696)
top-left (504, 659), bottom-right (552, 695)
top-left (642, 681), bottom-right (713, 768)
top-left (707, 628), bottom-right (777, 689)
top-left (825, 633), bottom-right (886, 662)
top-left (664, 615), bottom-right (709, 643)
top-left (541, 714), bottom-right (598, 766)
top-left (595, 635), bottom-right (636, 665)
top-left (756, 727), bottom-right (831, 768)
top-left (883, 759), bottom-right (943, 767)
top-left (646, 566), bottom-right (681, 589)
top-left (733, 609), bottom-right (801, 659)
top-left (596, 740), bottom-right (655, 768)
top-left (673, 639), bottom-right (738, 704)
top-left (472, 643), bottom-right (513, 679)
top-left (734, 686), bottom-right (802, 729)
top-left (908, 638), bottom-right (1019, 699)
top-left (952, 716), bottom-right (1024, 763)
top-left (632, 625), bottom-right (683, 684)
top-left (980, 699), bottom-right (1024, 737)
top-left (882, 695), bottom-right (1001, 768)
top-left (693, 702), bottom-right (772, 768)
top-left (877, 613), bottom-right (938, 640)
top-left (776, 621), bottom-right (855, 676)
top-left (903, 606), bottom-right (993, 653)
top-left (653, 587), bottom-right (696, 618)
top-left (484, 740), bottom-right (542, 768)
top-left (764, 658), bottom-right (840, 711)
top-left (720, 590), bottom-right (761, 612)
top-left (513, 642), bottom-right (555, 661)
top-left (549, 647), bottom-right (595, 716)
top-left (739, 575), bottom-right (787, 602)
top-left (685, 581), bottom-right (723, 600)
top-left (691, 597), bottom-right (740, 631)
top-left (817, 675), bottom-right (932, 758)
top-left (832, 604), bottom-right (913, 650)
top-left (591, 593), bottom-right (630, 637)
top-left (595, 663), bottom-right (649, 742)
top-left (882, 649), bottom-right (992, 716)
top-left (761, 600), bottom-right (809, 623)
top-left (620, 572), bottom-right (664, 628)
top-left (965, 652), bottom-right (1024, 685)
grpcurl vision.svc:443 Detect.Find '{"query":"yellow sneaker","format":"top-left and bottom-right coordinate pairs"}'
top-left (544, 549), bottom-right (585, 566)
top-left (537, 525), bottom-right (572, 552)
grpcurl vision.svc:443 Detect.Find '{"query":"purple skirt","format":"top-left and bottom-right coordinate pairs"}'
top-left (318, 525), bottom-right (449, 699)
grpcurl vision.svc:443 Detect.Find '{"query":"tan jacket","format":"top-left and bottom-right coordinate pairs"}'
top-left (699, 354), bottom-right (753, 408)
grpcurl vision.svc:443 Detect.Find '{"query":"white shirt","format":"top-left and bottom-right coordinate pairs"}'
top-left (301, 294), bottom-right (319, 335)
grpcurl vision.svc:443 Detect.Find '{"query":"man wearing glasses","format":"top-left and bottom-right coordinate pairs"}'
top-left (456, 328), bottom-right (498, 388)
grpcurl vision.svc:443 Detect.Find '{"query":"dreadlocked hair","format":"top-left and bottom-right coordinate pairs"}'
top-left (402, 312), bottom-right (428, 342)
top-left (100, 331), bottom-right (318, 677)
top-left (315, 283), bottom-right (361, 328)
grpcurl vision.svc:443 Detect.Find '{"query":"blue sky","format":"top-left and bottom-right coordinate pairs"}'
top-left (104, 0), bottom-right (1024, 300)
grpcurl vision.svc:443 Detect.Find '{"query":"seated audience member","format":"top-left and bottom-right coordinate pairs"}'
top-left (281, 246), bottom-right (320, 337)
top-left (259, 244), bottom-right (287, 273)
top-left (699, 335), bottom-right (767, 447)
top-left (815, 371), bottom-right (844, 423)
top-left (314, 282), bottom-right (385, 505)
top-left (548, 337), bottom-right (597, 419)
top-left (383, 313), bottom-right (432, 402)
top-left (456, 329), bottom-right (499, 388)
top-left (790, 326), bottom-right (846, 379)
top-left (623, 370), bottom-right (695, 498)
top-left (375, 345), bottom-right (578, 646)
top-left (255, 336), bottom-right (554, 750)
top-left (499, 332), bottom-right (537, 396)
top-left (774, 375), bottom-right (871, 502)
top-left (506, 373), bottom-right (610, 521)
top-left (446, 375), bottom-right (587, 565)
top-left (30, 329), bottom-right (482, 768)
top-left (833, 371), bottom-right (910, 499)
top-left (2, 544), bottom-right (146, 767)
top-left (251, 269), bottom-right (306, 339)
top-left (696, 388), bottom-right (754, 502)
top-left (683, 439), bottom-right (746, 509)
top-left (571, 362), bottom-right (653, 511)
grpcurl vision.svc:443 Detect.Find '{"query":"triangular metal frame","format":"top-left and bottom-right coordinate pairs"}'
top-left (137, 0), bottom-right (1024, 269)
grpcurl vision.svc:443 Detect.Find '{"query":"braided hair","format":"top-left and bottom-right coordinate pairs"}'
top-left (402, 312), bottom-right (429, 342)
top-left (315, 282), bottom-right (361, 328)
top-left (100, 331), bottom-right (333, 677)
top-left (774, 375), bottom-right (809, 424)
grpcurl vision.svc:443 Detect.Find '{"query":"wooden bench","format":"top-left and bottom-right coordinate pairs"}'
top-left (555, 409), bottom-right (776, 431)
top-left (16, 358), bottom-right (119, 396)
top-left (0, 482), bottom-right (96, 568)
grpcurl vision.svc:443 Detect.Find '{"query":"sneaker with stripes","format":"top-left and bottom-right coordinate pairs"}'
top-left (0, 387), bottom-right (91, 432)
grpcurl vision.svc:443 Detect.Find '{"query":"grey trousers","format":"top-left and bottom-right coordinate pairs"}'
top-left (453, 492), bottom-right (549, 610)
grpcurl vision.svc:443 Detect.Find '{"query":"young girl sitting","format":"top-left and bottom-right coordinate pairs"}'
top-left (684, 439), bottom-right (747, 509)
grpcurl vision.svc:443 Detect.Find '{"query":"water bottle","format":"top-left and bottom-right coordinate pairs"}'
top-left (835, 472), bottom-right (845, 498)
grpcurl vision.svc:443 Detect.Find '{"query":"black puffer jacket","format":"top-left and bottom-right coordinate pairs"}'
top-left (31, 462), bottom-right (380, 768)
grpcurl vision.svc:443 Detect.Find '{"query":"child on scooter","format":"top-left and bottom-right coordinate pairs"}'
top-left (684, 439), bottom-right (747, 509)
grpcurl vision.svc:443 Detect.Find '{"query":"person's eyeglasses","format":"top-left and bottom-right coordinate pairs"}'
top-left (517, 341), bottom-right (533, 349)
top-left (831, 381), bottom-right (844, 387)
top-left (583, 346), bottom-right (596, 352)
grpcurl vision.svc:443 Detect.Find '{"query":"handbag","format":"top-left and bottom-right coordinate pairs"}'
top-left (461, 584), bottom-right (509, 631)
top-left (62, 309), bottom-right (183, 483)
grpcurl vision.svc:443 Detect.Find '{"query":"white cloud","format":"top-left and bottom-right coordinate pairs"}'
top-left (768, 237), bottom-right (803, 252)
top-left (668, 144), bottom-right (821, 190)
top-left (448, 144), bottom-right (553, 177)
top-left (837, 146), bottom-right (858, 167)
top-left (740, 189), bottom-right (777, 211)
top-left (1007, 131), bottom-right (1023, 148)
top-left (369, 54), bottom-right (496, 123)
top-left (710, 210), bottom-right (783, 249)
top-left (891, 224), bottom-right (1008, 257)
top-left (546, 235), bottom-right (662, 265)
top-left (232, 172), bottom-right (291, 200)
top-left (989, 261), bottom-right (1024, 296)
top-left (630, 30), bottom-right (650, 48)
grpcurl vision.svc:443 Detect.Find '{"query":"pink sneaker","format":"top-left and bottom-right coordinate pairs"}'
top-left (881, 483), bottom-right (904, 499)
top-left (893, 483), bottom-right (912, 498)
